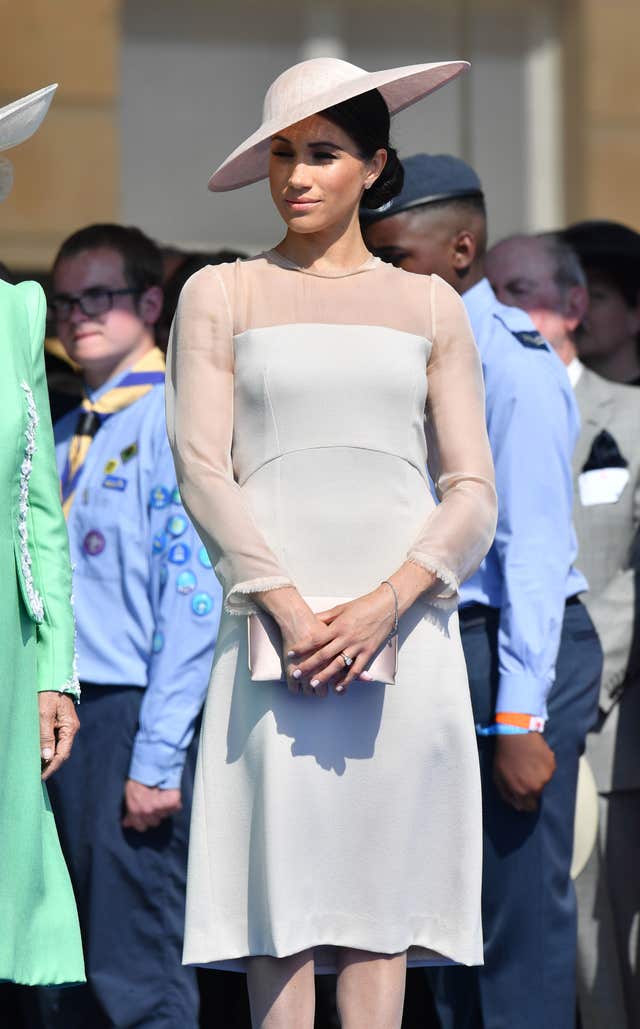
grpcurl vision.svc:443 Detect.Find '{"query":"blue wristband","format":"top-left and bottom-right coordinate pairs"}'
top-left (475, 723), bottom-right (529, 737)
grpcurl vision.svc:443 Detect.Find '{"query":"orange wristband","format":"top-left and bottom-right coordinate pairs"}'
top-left (495, 712), bottom-right (545, 733)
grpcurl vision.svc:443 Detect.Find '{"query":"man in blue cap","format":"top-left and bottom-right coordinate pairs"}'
top-left (363, 157), bottom-right (602, 1027)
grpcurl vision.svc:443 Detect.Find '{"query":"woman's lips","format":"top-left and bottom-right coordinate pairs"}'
top-left (285, 198), bottom-right (319, 210)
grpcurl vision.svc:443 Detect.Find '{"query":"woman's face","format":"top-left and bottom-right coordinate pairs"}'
top-left (269, 114), bottom-right (385, 235)
top-left (576, 270), bottom-right (640, 361)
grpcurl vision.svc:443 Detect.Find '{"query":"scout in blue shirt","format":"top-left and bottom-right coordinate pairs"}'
top-left (39, 225), bottom-right (220, 1029)
top-left (362, 156), bottom-right (602, 1029)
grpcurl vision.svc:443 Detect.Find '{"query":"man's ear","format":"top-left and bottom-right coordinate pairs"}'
top-left (564, 285), bottom-right (589, 332)
top-left (452, 229), bottom-right (477, 274)
top-left (138, 285), bottom-right (164, 327)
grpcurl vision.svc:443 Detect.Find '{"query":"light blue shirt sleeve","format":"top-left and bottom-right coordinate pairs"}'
top-left (486, 336), bottom-right (576, 719)
top-left (128, 441), bottom-right (222, 790)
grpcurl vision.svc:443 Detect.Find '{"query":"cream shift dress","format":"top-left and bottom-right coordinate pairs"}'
top-left (166, 250), bottom-right (497, 972)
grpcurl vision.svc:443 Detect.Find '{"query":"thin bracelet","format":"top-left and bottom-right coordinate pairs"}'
top-left (380, 579), bottom-right (399, 640)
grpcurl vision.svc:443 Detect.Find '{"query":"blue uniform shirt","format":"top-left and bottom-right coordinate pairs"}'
top-left (55, 370), bottom-right (222, 789)
top-left (461, 278), bottom-right (588, 720)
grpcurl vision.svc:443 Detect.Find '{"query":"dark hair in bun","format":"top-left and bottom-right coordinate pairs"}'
top-left (321, 89), bottom-right (404, 210)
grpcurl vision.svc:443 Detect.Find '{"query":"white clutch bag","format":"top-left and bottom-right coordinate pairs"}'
top-left (247, 596), bottom-right (398, 685)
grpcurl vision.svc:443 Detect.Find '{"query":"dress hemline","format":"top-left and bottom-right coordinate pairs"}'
top-left (183, 929), bottom-right (483, 975)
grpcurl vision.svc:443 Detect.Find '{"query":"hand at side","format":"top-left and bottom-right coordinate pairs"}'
top-left (493, 733), bottom-right (556, 812)
top-left (39, 691), bottom-right (80, 781)
top-left (122, 779), bottom-right (182, 832)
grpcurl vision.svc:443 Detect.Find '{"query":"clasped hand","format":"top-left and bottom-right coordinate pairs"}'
top-left (284, 587), bottom-right (395, 697)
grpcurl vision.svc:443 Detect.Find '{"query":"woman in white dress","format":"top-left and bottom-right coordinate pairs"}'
top-left (167, 57), bottom-right (497, 1028)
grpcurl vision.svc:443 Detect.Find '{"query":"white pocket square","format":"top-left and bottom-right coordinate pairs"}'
top-left (578, 467), bottom-right (630, 506)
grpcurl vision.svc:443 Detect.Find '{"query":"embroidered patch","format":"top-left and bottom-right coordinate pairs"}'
top-left (120, 442), bottom-right (138, 463)
top-left (150, 486), bottom-right (171, 509)
top-left (512, 329), bottom-right (546, 349)
top-left (152, 531), bottom-right (167, 555)
top-left (104, 458), bottom-right (119, 474)
top-left (83, 530), bottom-right (106, 556)
top-left (168, 542), bottom-right (191, 565)
top-left (198, 546), bottom-right (212, 569)
top-left (192, 591), bottom-right (214, 616)
top-left (172, 486), bottom-right (182, 505)
top-left (176, 570), bottom-right (197, 594)
top-left (102, 475), bottom-right (127, 491)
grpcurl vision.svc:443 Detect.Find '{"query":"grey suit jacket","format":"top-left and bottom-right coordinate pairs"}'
top-left (573, 365), bottom-right (640, 790)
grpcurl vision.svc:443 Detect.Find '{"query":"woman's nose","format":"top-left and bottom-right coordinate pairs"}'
top-left (288, 162), bottom-right (312, 190)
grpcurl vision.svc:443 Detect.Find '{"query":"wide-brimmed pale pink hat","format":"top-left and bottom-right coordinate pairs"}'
top-left (0, 83), bottom-right (57, 200)
top-left (208, 57), bottom-right (469, 192)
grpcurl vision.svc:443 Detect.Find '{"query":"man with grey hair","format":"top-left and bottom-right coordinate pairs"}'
top-left (488, 231), bottom-right (640, 1029)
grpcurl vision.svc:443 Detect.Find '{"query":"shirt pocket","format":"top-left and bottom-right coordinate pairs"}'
top-left (71, 487), bottom-right (144, 583)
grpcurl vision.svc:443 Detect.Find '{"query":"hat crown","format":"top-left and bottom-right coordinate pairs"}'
top-left (263, 58), bottom-right (367, 124)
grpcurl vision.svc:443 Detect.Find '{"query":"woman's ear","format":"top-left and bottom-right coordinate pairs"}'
top-left (364, 147), bottom-right (388, 190)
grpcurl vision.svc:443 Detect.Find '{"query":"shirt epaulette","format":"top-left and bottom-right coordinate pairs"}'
top-left (509, 329), bottom-right (547, 350)
top-left (491, 309), bottom-right (551, 354)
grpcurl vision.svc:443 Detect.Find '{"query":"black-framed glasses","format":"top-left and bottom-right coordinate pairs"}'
top-left (49, 286), bottom-right (142, 320)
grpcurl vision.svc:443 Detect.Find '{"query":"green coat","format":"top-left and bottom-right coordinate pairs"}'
top-left (0, 278), bottom-right (84, 985)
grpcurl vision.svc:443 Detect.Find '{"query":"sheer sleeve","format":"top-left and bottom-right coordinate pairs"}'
top-left (165, 265), bottom-right (293, 615)
top-left (407, 274), bottom-right (497, 605)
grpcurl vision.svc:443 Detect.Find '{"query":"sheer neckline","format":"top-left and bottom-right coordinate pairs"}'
top-left (264, 249), bottom-right (381, 279)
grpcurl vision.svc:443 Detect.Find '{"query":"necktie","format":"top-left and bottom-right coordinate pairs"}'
top-left (61, 347), bottom-right (166, 517)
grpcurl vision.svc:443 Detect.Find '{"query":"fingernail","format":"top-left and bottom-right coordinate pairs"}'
top-left (41, 748), bottom-right (53, 760)
top-left (360, 671), bottom-right (373, 681)
top-left (310, 679), bottom-right (320, 688)
top-left (335, 685), bottom-right (344, 693)
top-left (287, 650), bottom-right (296, 657)
top-left (293, 669), bottom-right (302, 679)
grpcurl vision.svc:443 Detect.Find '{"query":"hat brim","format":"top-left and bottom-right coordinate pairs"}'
top-left (571, 756), bottom-right (599, 880)
top-left (0, 84), bottom-right (57, 155)
top-left (208, 61), bottom-right (468, 192)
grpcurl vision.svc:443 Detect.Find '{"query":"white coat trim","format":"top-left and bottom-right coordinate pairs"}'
top-left (63, 588), bottom-right (81, 701)
top-left (19, 383), bottom-right (44, 622)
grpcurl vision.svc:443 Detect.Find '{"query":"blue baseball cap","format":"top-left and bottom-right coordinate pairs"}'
top-left (361, 152), bottom-right (484, 223)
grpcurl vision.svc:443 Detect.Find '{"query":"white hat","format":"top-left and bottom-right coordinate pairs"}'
top-left (571, 756), bottom-right (599, 880)
top-left (0, 84), bottom-right (57, 201)
top-left (208, 57), bottom-right (468, 192)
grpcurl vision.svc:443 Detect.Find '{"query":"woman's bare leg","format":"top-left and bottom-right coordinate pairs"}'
top-left (246, 949), bottom-right (316, 1029)
top-left (335, 949), bottom-right (407, 1029)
